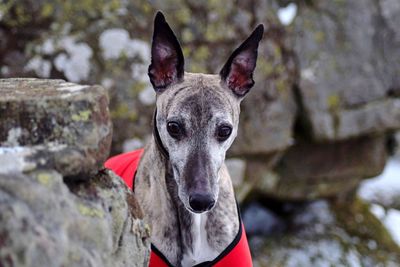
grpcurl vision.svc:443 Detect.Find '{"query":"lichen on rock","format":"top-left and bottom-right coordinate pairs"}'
top-left (0, 78), bottom-right (150, 267)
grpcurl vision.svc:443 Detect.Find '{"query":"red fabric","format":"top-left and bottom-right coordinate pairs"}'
top-left (105, 150), bottom-right (252, 267)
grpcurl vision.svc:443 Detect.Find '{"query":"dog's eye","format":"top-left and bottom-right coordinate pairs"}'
top-left (217, 126), bottom-right (232, 141)
top-left (167, 121), bottom-right (182, 138)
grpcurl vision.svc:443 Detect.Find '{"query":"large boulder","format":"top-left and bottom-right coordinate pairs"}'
top-left (0, 169), bottom-right (150, 267)
top-left (0, 78), bottom-right (150, 267)
top-left (0, 78), bottom-right (112, 178)
top-left (244, 135), bottom-right (387, 200)
top-left (293, 0), bottom-right (400, 141)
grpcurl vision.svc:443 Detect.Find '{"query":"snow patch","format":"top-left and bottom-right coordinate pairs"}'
top-left (54, 37), bottom-right (92, 82)
top-left (277, 3), bottom-right (297, 26)
top-left (370, 204), bottom-right (400, 246)
top-left (25, 56), bottom-right (52, 78)
top-left (359, 158), bottom-right (400, 207)
top-left (0, 147), bottom-right (36, 174)
top-left (131, 63), bottom-right (149, 83)
top-left (57, 82), bottom-right (89, 92)
top-left (138, 86), bottom-right (156, 105)
top-left (42, 39), bottom-right (55, 55)
top-left (99, 28), bottom-right (150, 60)
top-left (384, 209), bottom-right (400, 246)
top-left (101, 78), bottom-right (114, 89)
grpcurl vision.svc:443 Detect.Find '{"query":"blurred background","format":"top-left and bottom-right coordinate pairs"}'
top-left (1, 0), bottom-right (400, 266)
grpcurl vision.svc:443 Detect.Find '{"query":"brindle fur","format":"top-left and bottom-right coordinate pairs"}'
top-left (134, 12), bottom-right (263, 267)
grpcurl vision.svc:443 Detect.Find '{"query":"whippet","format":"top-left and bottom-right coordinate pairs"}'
top-left (107, 11), bottom-right (263, 267)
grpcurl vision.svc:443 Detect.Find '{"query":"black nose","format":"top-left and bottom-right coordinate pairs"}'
top-left (189, 193), bottom-right (215, 213)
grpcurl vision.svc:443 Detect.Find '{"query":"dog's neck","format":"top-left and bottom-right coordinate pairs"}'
top-left (135, 138), bottom-right (239, 266)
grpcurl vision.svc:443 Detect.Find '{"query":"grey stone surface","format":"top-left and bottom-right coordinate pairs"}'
top-left (293, 0), bottom-right (400, 141)
top-left (0, 78), bottom-right (112, 178)
top-left (0, 78), bottom-right (150, 267)
top-left (244, 135), bottom-right (387, 200)
top-left (0, 169), bottom-right (150, 267)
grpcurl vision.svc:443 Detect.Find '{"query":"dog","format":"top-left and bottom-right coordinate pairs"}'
top-left (106, 12), bottom-right (263, 267)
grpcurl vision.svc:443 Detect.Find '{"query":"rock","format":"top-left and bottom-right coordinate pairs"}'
top-left (244, 135), bottom-right (387, 200)
top-left (242, 202), bottom-right (286, 236)
top-left (0, 78), bottom-right (150, 267)
top-left (225, 158), bottom-right (246, 187)
top-left (0, 78), bottom-right (112, 178)
top-left (0, 169), bottom-right (150, 267)
top-left (293, 0), bottom-right (400, 141)
top-left (251, 199), bottom-right (400, 266)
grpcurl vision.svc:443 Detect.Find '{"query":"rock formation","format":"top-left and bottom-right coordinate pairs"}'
top-left (0, 79), bottom-right (150, 267)
top-left (1, 0), bottom-right (400, 266)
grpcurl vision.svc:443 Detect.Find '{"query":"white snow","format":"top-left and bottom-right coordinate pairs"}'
top-left (359, 159), bottom-right (400, 207)
top-left (99, 28), bottom-right (150, 61)
top-left (42, 39), bottom-right (55, 55)
top-left (54, 37), bottom-right (92, 82)
top-left (57, 82), bottom-right (89, 92)
top-left (384, 209), bottom-right (400, 245)
top-left (359, 158), bottom-right (400, 246)
top-left (0, 147), bottom-right (36, 174)
top-left (277, 3), bottom-right (297, 26)
top-left (25, 56), bottom-right (52, 78)
top-left (138, 86), bottom-right (156, 105)
top-left (370, 204), bottom-right (400, 246)
top-left (131, 63), bottom-right (149, 83)
top-left (101, 78), bottom-right (114, 89)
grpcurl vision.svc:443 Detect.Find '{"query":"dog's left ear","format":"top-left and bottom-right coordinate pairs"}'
top-left (220, 25), bottom-right (264, 97)
top-left (148, 12), bottom-right (184, 91)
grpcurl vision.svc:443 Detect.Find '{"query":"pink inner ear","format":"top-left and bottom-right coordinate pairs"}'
top-left (149, 57), bottom-right (178, 88)
top-left (150, 43), bottom-right (179, 88)
top-left (227, 54), bottom-right (255, 94)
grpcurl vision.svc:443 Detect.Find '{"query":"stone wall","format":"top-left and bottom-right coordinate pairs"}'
top-left (1, 0), bottom-right (400, 266)
top-left (0, 79), bottom-right (150, 267)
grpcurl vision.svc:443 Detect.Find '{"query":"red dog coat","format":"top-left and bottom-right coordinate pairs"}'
top-left (105, 149), bottom-right (252, 267)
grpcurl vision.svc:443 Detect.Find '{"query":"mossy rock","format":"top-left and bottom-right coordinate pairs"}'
top-left (251, 199), bottom-right (400, 266)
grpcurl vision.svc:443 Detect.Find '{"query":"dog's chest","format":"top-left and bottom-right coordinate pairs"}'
top-left (181, 213), bottom-right (219, 266)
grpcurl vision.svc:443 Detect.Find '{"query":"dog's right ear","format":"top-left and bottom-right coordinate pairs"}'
top-left (148, 12), bottom-right (184, 92)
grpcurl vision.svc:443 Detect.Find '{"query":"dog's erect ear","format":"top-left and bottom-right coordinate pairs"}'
top-left (220, 25), bottom-right (264, 97)
top-left (148, 12), bottom-right (184, 91)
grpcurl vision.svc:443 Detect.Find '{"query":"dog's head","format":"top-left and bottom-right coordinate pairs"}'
top-left (148, 12), bottom-right (263, 213)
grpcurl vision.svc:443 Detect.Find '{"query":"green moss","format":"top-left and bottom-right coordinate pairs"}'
top-left (37, 172), bottom-right (53, 186)
top-left (77, 203), bottom-right (104, 218)
top-left (111, 103), bottom-right (138, 121)
top-left (333, 198), bottom-right (400, 257)
top-left (276, 79), bottom-right (288, 93)
top-left (327, 94), bottom-right (340, 111)
top-left (71, 110), bottom-right (91, 121)
top-left (40, 3), bottom-right (54, 18)
top-left (257, 58), bottom-right (275, 77)
top-left (314, 31), bottom-right (325, 43)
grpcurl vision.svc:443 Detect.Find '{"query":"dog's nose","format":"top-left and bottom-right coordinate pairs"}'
top-left (189, 193), bottom-right (215, 213)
